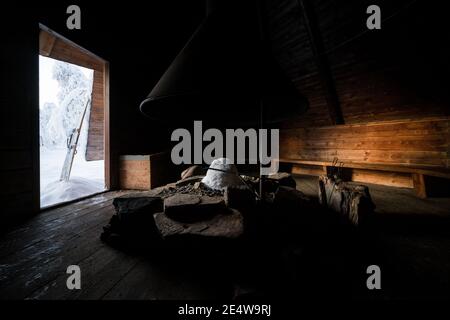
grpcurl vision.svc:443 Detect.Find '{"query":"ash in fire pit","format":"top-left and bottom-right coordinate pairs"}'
top-left (201, 158), bottom-right (244, 190)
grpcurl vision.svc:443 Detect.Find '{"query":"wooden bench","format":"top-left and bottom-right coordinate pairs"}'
top-left (277, 158), bottom-right (450, 198)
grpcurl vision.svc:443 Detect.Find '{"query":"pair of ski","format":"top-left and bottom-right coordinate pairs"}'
top-left (60, 97), bottom-right (91, 182)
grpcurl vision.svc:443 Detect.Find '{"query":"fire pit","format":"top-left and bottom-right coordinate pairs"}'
top-left (100, 158), bottom-right (310, 247)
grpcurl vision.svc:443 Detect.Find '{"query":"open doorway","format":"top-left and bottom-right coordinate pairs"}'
top-left (39, 25), bottom-right (109, 208)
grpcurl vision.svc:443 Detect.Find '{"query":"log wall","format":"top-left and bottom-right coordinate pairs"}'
top-left (280, 119), bottom-right (450, 168)
top-left (267, 0), bottom-right (450, 186)
top-left (0, 19), bottom-right (40, 226)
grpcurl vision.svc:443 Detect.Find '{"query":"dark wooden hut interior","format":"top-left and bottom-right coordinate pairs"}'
top-left (1, 0), bottom-right (450, 302)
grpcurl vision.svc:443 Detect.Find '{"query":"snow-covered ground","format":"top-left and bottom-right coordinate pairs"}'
top-left (39, 56), bottom-right (105, 208)
top-left (40, 148), bottom-right (105, 208)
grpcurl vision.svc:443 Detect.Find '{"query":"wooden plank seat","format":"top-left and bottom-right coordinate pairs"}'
top-left (278, 158), bottom-right (450, 198)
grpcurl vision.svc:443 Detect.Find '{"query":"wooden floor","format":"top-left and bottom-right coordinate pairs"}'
top-left (1, 176), bottom-right (450, 300)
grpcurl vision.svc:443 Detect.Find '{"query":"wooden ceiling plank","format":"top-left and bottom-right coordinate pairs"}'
top-left (39, 30), bottom-right (56, 57)
top-left (297, 0), bottom-right (344, 125)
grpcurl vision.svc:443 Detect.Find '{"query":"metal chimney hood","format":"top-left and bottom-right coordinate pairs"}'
top-left (139, 0), bottom-right (308, 126)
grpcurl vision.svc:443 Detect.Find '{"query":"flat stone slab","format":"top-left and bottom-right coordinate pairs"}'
top-left (164, 194), bottom-right (226, 222)
top-left (113, 196), bottom-right (163, 220)
top-left (268, 172), bottom-right (297, 189)
top-left (165, 193), bottom-right (201, 207)
top-left (154, 208), bottom-right (244, 239)
top-left (102, 196), bottom-right (163, 244)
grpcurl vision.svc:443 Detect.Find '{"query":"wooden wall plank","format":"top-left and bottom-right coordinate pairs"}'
top-left (351, 169), bottom-right (413, 188)
top-left (291, 164), bottom-right (326, 176)
top-left (280, 119), bottom-right (450, 168)
top-left (86, 69), bottom-right (105, 161)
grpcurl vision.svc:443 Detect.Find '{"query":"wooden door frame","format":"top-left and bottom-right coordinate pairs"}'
top-left (38, 24), bottom-right (111, 204)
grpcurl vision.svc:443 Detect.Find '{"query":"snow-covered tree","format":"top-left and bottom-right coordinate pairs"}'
top-left (39, 58), bottom-right (93, 154)
top-left (49, 60), bottom-right (94, 158)
top-left (53, 61), bottom-right (90, 105)
top-left (52, 61), bottom-right (93, 137)
top-left (39, 102), bottom-right (58, 147)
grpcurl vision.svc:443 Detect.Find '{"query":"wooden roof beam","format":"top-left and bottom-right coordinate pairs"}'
top-left (297, 0), bottom-right (344, 125)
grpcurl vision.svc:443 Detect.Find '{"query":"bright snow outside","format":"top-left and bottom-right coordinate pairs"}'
top-left (40, 56), bottom-right (104, 207)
